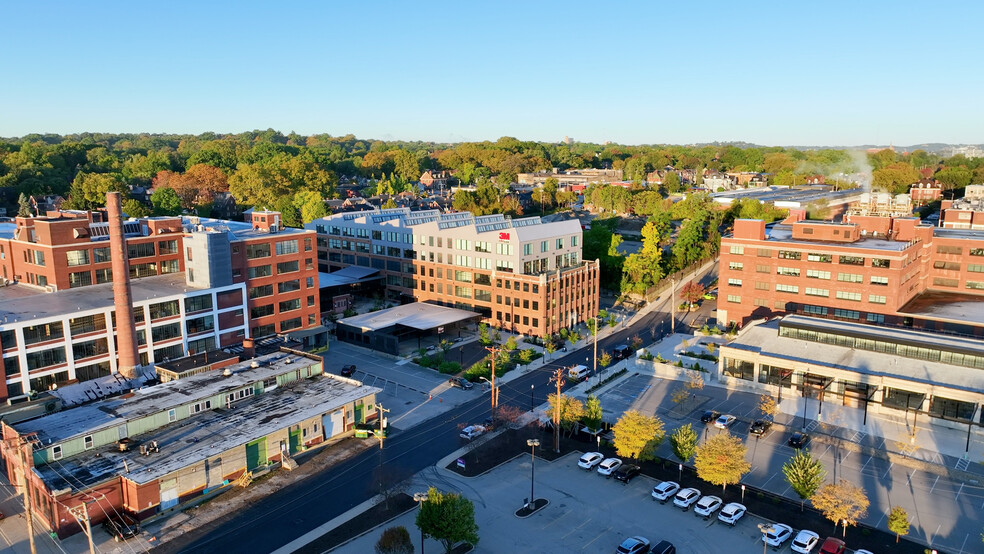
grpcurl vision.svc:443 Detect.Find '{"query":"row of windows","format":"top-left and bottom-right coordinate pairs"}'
top-left (733, 246), bottom-right (893, 268)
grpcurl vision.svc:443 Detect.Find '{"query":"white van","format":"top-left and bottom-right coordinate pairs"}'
top-left (568, 365), bottom-right (590, 381)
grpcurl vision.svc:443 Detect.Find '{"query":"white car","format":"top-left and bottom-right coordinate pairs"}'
top-left (714, 414), bottom-right (737, 429)
top-left (693, 495), bottom-right (723, 517)
top-left (459, 425), bottom-right (486, 440)
top-left (717, 502), bottom-right (746, 525)
top-left (672, 487), bottom-right (701, 509)
top-left (651, 481), bottom-right (680, 502)
top-left (791, 530), bottom-right (820, 553)
top-left (596, 457), bottom-right (622, 477)
top-left (762, 523), bottom-right (793, 547)
top-left (853, 551), bottom-right (874, 554)
top-left (577, 452), bottom-right (604, 470)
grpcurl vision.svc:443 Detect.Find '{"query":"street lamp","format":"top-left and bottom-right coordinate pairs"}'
top-left (413, 492), bottom-right (429, 554)
top-left (527, 438), bottom-right (540, 509)
top-left (757, 522), bottom-right (775, 554)
top-left (530, 384), bottom-right (534, 412)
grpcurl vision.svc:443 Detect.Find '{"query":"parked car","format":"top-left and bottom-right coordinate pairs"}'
top-left (340, 364), bottom-right (356, 377)
top-left (459, 425), bottom-right (486, 440)
top-left (577, 452), bottom-right (604, 470)
top-left (762, 523), bottom-right (793, 547)
top-left (613, 464), bottom-right (641, 484)
top-left (597, 457), bottom-right (623, 477)
top-left (673, 487), bottom-right (701, 509)
top-left (817, 537), bottom-right (846, 554)
top-left (650, 540), bottom-right (676, 554)
top-left (791, 530), bottom-right (820, 553)
top-left (103, 514), bottom-right (140, 542)
top-left (568, 364), bottom-right (590, 381)
top-left (651, 481), bottom-right (680, 502)
top-left (788, 431), bottom-right (811, 448)
top-left (693, 495), bottom-right (723, 517)
top-left (616, 536), bottom-right (650, 554)
top-left (714, 414), bottom-right (737, 429)
top-left (448, 376), bottom-right (473, 390)
top-left (700, 410), bottom-right (721, 424)
top-left (717, 502), bottom-right (746, 525)
top-left (749, 419), bottom-right (773, 436)
top-left (612, 344), bottom-right (632, 360)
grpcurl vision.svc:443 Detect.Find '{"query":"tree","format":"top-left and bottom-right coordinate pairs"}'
top-left (663, 171), bottom-right (683, 193)
top-left (547, 393), bottom-right (585, 434)
top-left (375, 526), bottom-right (413, 554)
top-left (811, 480), bottom-right (870, 537)
top-left (122, 199), bottom-right (151, 218)
top-left (65, 171), bottom-right (128, 209)
top-left (17, 193), bottom-right (31, 216)
top-left (872, 162), bottom-right (920, 195)
top-left (694, 432), bottom-right (750, 492)
top-left (935, 166), bottom-right (973, 191)
top-left (680, 282), bottom-right (706, 307)
top-left (759, 394), bottom-right (779, 419)
top-left (782, 448), bottom-right (826, 510)
top-left (415, 486), bottom-right (479, 553)
top-left (294, 190), bottom-right (327, 224)
top-left (598, 352), bottom-right (612, 368)
top-left (670, 423), bottom-right (698, 463)
top-left (150, 186), bottom-right (182, 216)
top-left (612, 410), bottom-right (665, 461)
top-left (584, 396), bottom-right (603, 434)
top-left (888, 506), bottom-right (910, 543)
top-left (478, 323), bottom-right (492, 346)
top-left (544, 339), bottom-right (556, 361)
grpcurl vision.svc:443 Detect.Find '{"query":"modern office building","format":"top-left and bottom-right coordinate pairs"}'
top-left (307, 208), bottom-right (599, 337)
top-left (717, 214), bottom-right (984, 334)
top-left (0, 203), bottom-right (324, 403)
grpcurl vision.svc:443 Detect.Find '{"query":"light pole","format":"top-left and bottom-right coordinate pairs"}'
top-left (757, 523), bottom-right (775, 554)
top-left (413, 491), bottom-right (429, 554)
top-left (527, 438), bottom-right (540, 508)
top-left (530, 384), bottom-right (534, 412)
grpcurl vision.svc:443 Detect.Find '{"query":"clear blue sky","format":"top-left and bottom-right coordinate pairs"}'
top-left (4, 1), bottom-right (981, 147)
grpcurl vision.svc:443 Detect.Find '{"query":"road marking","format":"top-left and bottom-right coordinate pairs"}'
top-left (928, 523), bottom-right (941, 546)
top-left (929, 475), bottom-right (940, 494)
top-left (860, 456), bottom-right (872, 472)
top-left (882, 462), bottom-right (894, 480)
top-left (875, 513), bottom-right (886, 527)
top-left (582, 527), bottom-right (611, 550)
top-left (540, 509), bottom-right (570, 529)
top-left (956, 482), bottom-right (964, 500)
top-left (761, 473), bottom-right (776, 488)
top-left (959, 533), bottom-right (969, 553)
top-left (840, 449), bottom-right (852, 463)
top-left (561, 518), bottom-right (592, 539)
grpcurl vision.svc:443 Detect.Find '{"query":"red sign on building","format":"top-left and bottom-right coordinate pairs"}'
top-left (498, 232), bottom-right (510, 240)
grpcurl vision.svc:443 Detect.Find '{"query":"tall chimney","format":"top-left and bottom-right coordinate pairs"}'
top-left (107, 192), bottom-right (140, 379)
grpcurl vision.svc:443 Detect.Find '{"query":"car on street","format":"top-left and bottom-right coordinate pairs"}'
top-left (717, 502), bottom-right (746, 525)
top-left (788, 431), bottom-right (811, 448)
top-left (651, 480), bottom-right (680, 502)
top-left (613, 464), bottom-right (641, 484)
top-left (447, 376), bottom-right (473, 390)
top-left (612, 344), bottom-right (632, 360)
top-left (749, 419), bottom-right (773, 436)
top-left (714, 414), bottom-right (737, 429)
top-left (616, 536), bottom-right (650, 554)
top-left (791, 529), bottom-right (820, 553)
top-left (651, 540), bottom-right (676, 554)
top-left (459, 425), bottom-right (486, 440)
top-left (103, 514), bottom-right (140, 542)
top-left (578, 452), bottom-right (605, 470)
top-left (340, 364), bottom-right (356, 377)
top-left (597, 457), bottom-right (622, 477)
top-left (700, 410), bottom-right (721, 424)
top-left (854, 550), bottom-right (874, 554)
top-left (702, 290), bottom-right (717, 300)
top-left (817, 537), bottom-right (846, 554)
top-left (762, 523), bottom-right (793, 547)
top-left (673, 487), bottom-right (701, 509)
top-left (693, 495), bottom-right (723, 517)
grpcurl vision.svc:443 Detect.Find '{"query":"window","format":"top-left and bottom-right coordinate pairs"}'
top-left (807, 253), bottom-right (831, 263)
top-left (52, 445), bottom-right (62, 460)
top-left (68, 271), bottom-right (92, 288)
top-left (866, 313), bottom-right (885, 323)
top-left (277, 260), bottom-right (299, 274)
top-left (152, 322), bottom-right (182, 342)
top-left (23, 322), bottom-right (64, 345)
top-left (570, 236), bottom-right (578, 247)
top-left (278, 279), bottom-right (300, 293)
top-left (281, 318), bottom-right (302, 332)
top-left (168, 409), bottom-right (177, 422)
top-left (755, 264), bottom-right (770, 273)
top-left (838, 255), bottom-right (864, 266)
top-left (128, 242), bottom-right (156, 259)
top-left (454, 286), bottom-right (472, 299)
top-left (933, 261), bottom-right (961, 271)
top-left (971, 248), bottom-right (984, 256)
top-left (966, 281), bottom-right (984, 290)
top-left (729, 245), bottom-right (744, 255)
top-left (186, 315), bottom-right (214, 334)
top-left (833, 308), bottom-right (860, 319)
top-left (93, 247), bottom-right (110, 263)
top-left (30, 250), bottom-right (46, 266)
top-left (279, 299), bottom-right (301, 313)
top-left (556, 238), bottom-right (563, 249)
top-left (933, 277), bottom-right (959, 287)
top-left (70, 314), bottom-right (106, 336)
top-left (159, 240), bottom-right (178, 255)
top-left (937, 245), bottom-right (962, 255)
top-left (523, 243), bottom-right (532, 256)
top-left (872, 258), bottom-right (890, 268)
top-left (66, 249), bottom-right (90, 266)
top-left (149, 300), bottom-right (180, 320)
top-left (868, 294), bottom-right (887, 304)
top-left (778, 250), bottom-right (801, 260)
top-left (454, 271), bottom-right (472, 283)
top-left (836, 290), bottom-right (862, 301)
top-left (276, 240), bottom-right (298, 255)
top-left (95, 268), bottom-right (113, 283)
top-left (727, 278), bottom-right (742, 287)
top-left (249, 284), bottom-right (274, 299)
top-left (870, 276), bottom-right (889, 285)
top-left (26, 347), bottom-right (66, 370)
top-left (728, 262), bottom-right (743, 271)
top-left (969, 264), bottom-right (984, 273)
top-left (803, 305), bottom-right (828, 316)
top-left (776, 284), bottom-right (798, 294)
top-left (805, 287), bottom-right (829, 297)
top-left (754, 281), bottom-right (769, 290)
top-left (192, 400), bottom-right (213, 413)
top-left (73, 338), bottom-right (109, 360)
top-left (130, 262), bottom-right (158, 278)
top-left (726, 294), bottom-right (741, 303)
top-left (246, 243), bottom-right (271, 259)
top-left (185, 294), bottom-right (213, 313)
top-left (776, 266), bottom-right (800, 276)
top-left (84, 435), bottom-right (93, 449)
top-left (248, 265), bottom-right (272, 278)
top-left (806, 269), bottom-right (830, 280)
top-left (252, 323), bottom-right (276, 337)
top-left (756, 249), bottom-right (771, 257)
top-left (837, 273), bottom-right (863, 283)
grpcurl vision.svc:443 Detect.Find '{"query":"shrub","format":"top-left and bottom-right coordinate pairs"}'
top-left (438, 361), bottom-right (461, 374)
top-left (375, 525), bottom-right (413, 554)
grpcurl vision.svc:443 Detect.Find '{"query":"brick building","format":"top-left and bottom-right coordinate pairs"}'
top-left (307, 208), bottom-right (599, 337)
top-left (941, 185), bottom-right (984, 230)
top-left (909, 178), bottom-right (943, 206)
top-left (717, 215), bottom-right (984, 334)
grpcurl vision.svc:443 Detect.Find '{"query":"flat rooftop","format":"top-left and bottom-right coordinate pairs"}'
top-left (765, 223), bottom-right (913, 251)
top-left (711, 186), bottom-right (864, 207)
top-left (0, 273), bottom-right (212, 324)
top-left (34, 373), bottom-right (379, 491)
top-left (725, 317), bottom-right (984, 393)
top-left (898, 291), bottom-right (984, 326)
top-left (339, 302), bottom-right (481, 332)
top-left (155, 349), bottom-right (240, 376)
top-left (13, 351), bottom-right (322, 445)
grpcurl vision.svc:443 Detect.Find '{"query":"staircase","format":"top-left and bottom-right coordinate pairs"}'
top-left (237, 471), bottom-right (253, 488)
top-left (281, 454), bottom-right (298, 471)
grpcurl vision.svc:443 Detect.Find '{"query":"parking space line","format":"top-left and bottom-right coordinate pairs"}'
top-left (929, 475), bottom-right (940, 494)
top-left (581, 527), bottom-right (611, 551)
top-left (561, 518), bottom-right (593, 539)
top-left (882, 462), bottom-right (894, 480)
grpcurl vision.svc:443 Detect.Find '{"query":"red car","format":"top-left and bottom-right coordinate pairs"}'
top-left (818, 537), bottom-right (846, 554)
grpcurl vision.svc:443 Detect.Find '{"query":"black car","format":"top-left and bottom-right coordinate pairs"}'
top-left (613, 464), bottom-right (641, 484)
top-left (700, 410), bottom-right (721, 424)
top-left (651, 540), bottom-right (676, 554)
top-left (448, 377), bottom-right (473, 390)
top-left (749, 419), bottom-right (773, 436)
top-left (612, 344), bottom-right (632, 360)
top-left (340, 364), bottom-right (356, 377)
top-left (103, 514), bottom-right (140, 542)
top-left (788, 431), bottom-right (811, 448)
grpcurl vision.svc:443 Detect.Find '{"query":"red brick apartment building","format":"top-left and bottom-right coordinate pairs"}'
top-left (718, 214), bottom-right (984, 335)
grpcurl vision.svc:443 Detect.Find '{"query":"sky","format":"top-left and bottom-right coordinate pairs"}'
top-left (3, 1), bottom-right (982, 147)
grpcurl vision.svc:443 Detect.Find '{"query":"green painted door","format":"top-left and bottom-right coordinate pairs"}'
top-left (289, 428), bottom-right (302, 454)
top-left (246, 437), bottom-right (266, 470)
top-left (354, 403), bottom-right (363, 423)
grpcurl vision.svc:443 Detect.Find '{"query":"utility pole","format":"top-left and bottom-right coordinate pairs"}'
top-left (592, 316), bottom-right (598, 378)
top-left (376, 403), bottom-right (390, 450)
top-left (20, 440), bottom-right (37, 554)
top-left (68, 500), bottom-right (96, 554)
top-left (549, 367), bottom-right (565, 453)
top-left (485, 346), bottom-right (500, 421)
top-left (670, 277), bottom-right (676, 335)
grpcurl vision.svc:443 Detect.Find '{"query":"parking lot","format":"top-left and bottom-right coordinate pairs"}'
top-left (335, 451), bottom-right (862, 554)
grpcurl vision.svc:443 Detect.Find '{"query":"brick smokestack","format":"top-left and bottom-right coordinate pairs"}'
top-left (106, 192), bottom-right (140, 379)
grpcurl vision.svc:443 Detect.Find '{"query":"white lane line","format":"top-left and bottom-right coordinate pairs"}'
top-left (956, 482), bottom-right (964, 501)
top-left (928, 523), bottom-right (941, 546)
top-left (882, 462), bottom-right (894, 480)
top-left (840, 450), bottom-right (852, 463)
top-left (860, 456), bottom-right (872, 472)
top-left (761, 473), bottom-right (776, 488)
top-left (583, 527), bottom-right (612, 550)
top-left (929, 475), bottom-right (940, 494)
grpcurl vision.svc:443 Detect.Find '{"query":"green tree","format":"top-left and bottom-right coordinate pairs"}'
top-left (122, 199), bottom-right (151, 218)
top-left (935, 166), bottom-right (973, 191)
top-left (375, 525), bottom-right (413, 554)
top-left (294, 190), bottom-right (327, 223)
top-left (694, 432), bottom-right (750, 492)
top-left (584, 396), bottom-right (603, 434)
top-left (66, 172), bottom-right (128, 210)
top-left (478, 323), bottom-right (491, 346)
top-left (392, 149), bottom-right (421, 183)
top-left (811, 481), bottom-right (870, 537)
top-left (274, 196), bottom-right (302, 227)
top-left (543, 339), bottom-right (556, 361)
top-left (670, 423), bottom-right (698, 463)
top-left (598, 352), bottom-right (612, 368)
top-left (547, 393), bottom-right (585, 434)
top-left (150, 187), bottom-right (182, 216)
top-left (415, 487), bottom-right (479, 553)
top-left (872, 162), bottom-right (920, 195)
top-left (888, 506), bottom-right (910, 543)
top-left (663, 171), bottom-right (683, 193)
top-left (17, 193), bottom-right (31, 216)
top-left (612, 410), bottom-right (665, 461)
top-left (782, 448), bottom-right (826, 510)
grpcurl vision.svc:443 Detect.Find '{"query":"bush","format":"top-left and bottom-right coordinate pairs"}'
top-left (375, 525), bottom-right (413, 554)
top-left (679, 350), bottom-right (719, 362)
top-left (438, 361), bottom-right (462, 374)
